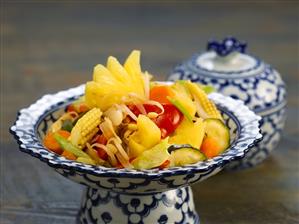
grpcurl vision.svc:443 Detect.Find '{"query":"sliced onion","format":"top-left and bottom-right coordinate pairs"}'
top-left (144, 100), bottom-right (164, 115)
top-left (99, 117), bottom-right (118, 139)
top-left (67, 111), bottom-right (79, 120)
top-left (108, 137), bottom-right (129, 161)
top-left (115, 152), bottom-right (132, 168)
top-left (91, 143), bottom-right (117, 166)
top-left (123, 129), bottom-right (135, 143)
top-left (125, 93), bottom-right (147, 114)
top-left (106, 143), bottom-right (118, 154)
top-left (86, 143), bottom-right (105, 165)
top-left (135, 103), bottom-right (146, 115)
top-left (143, 71), bottom-right (150, 99)
top-left (118, 104), bottom-right (138, 121)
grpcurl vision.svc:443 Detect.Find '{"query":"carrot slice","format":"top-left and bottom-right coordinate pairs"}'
top-left (150, 85), bottom-right (174, 104)
top-left (43, 130), bottom-right (70, 155)
top-left (79, 104), bottom-right (89, 113)
top-left (66, 104), bottom-right (76, 113)
top-left (200, 137), bottom-right (221, 158)
top-left (158, 159), bottom-right (170, 169)
top-left (57, 130), bottom-right (70, 138)
top-left (61, 150), bottom-right (77, 160)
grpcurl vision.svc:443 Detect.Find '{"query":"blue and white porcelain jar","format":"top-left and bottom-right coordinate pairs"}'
top-left (168, 37), bottom-right (287, 169)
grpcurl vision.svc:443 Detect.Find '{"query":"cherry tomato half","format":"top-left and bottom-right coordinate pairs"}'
top-left (129, 104), bottom-right (183, 138)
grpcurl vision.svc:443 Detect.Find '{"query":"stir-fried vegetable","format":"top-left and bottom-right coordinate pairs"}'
top-left (61, 119), bottom-right (73, 132)
top-left (85, 51), bottom-right (145, 110)
top-left (61, 150), bottom-right (77, 160)
top-left (43, 130), bottom-right (71, 154)
top-left (169, 82), bottom-right (196, 120)
top-left (43, 50), bottom-right (230, 169)
top-left (128, 115), bottom-right (161, 158)
top-left (169, 117), bottom-right (206, 149)
top-left (149, 85), bottom-right (174, 104)
top-left (168, 98), bottom-right (193, 122)
top-left (185, 81), bottom-right (222, 120)
top-left (169, 147), bottom-right (206, 166)
top-left (200, 119), bottom-right (230, 158)
top-left (131, 139), bottom-right (170, 169)
top-left (69, 108), bottom-right (102, 148)
top-left (54, 134), bottom-right (91, 159)
top-left (130, 104), bottom-right (183, 139)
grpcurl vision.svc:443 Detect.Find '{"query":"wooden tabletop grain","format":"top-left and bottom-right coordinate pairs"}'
top-left (1, 1), bottom-right (299, 224)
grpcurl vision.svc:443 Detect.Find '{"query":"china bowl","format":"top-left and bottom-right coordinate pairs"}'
top-left (168, 37), bottom-right (286, 170)
top-left (10, 84), bottom-right (262, 224)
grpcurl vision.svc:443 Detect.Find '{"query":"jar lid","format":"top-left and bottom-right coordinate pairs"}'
top-left (169, 37), bottom-right (287, 114)
top-left (182, 37), bottom-right (265, 78)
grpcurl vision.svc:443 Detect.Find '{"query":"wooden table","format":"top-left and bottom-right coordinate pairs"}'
top-left (1, 2), bottom-right (298, 224)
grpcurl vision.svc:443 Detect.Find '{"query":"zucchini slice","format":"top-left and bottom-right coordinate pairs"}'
top-left (170, 147), bottom-right (206, 166)
top-left (203, 118), bottom-right (230, 153)
top-left (168, 144), bottom-right (197, 153)
top-left (131, 139), bottom-right (170, 170)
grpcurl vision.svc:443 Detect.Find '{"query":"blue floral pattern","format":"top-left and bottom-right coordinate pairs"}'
top-left (169, 50), bottom-right (286, 169)
top-left (78, 186), bottom-right (199, 224)
top-left (226, 105), bottom-right (286, 169)
top-left (207, 37), bottom-right (247, 57)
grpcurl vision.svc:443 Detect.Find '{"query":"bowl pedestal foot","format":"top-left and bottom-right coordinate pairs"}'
top-left (77, 186), bottom-right (199, 224)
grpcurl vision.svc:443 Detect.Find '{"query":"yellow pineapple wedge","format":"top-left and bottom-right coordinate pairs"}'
top-left (85, 50), bottom-right (145, 111)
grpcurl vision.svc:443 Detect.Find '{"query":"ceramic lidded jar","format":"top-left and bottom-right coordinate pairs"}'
top-left (168, 37), bottom-right (287, 169)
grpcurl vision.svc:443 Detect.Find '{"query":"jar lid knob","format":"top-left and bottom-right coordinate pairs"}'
top-left (207, 37), bottom-right (247, 57)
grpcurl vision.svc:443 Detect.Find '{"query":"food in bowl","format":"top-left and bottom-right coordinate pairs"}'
top-left (43, 50), bottom-right (230, 169)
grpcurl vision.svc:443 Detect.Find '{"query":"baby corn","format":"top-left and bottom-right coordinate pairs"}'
top-left (185, 82), bottom-right (222, 120)
top-left (70, 108), bottom-right (102, 149)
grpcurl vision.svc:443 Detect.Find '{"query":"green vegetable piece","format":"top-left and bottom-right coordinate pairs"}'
top-left (72, 111), bottom-right (87, 126)
top-left (204, 118), bottom-right (230, 153)
top-left (61, 119), bottom-right (74, 132)
top-left (167, 97), bottom-right (193, 122)
top-left (167, 144), bottom-right (197, 153)
top-left (176, 80), bottom-right (215, 94)
top-left (76, 157), bottom-right (96, 165)
top-left (131, 139), bottom-right (170, 170)
top-left (170, 147), bottom-right (206, 166)
top-left (201, 85), bottom-right (215, 94)
top-left (54, 134), bottom-right (91, 159)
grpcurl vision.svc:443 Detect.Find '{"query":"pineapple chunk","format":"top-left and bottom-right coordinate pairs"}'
top-left (128, 139), bottom-right (146, 159)
top-left (170, 82), bottom-right (197, 120)
top-left (124, 50), bottom-right (145, 95)
top-left (107, 56), bottom-right (131, 84)
top-left (128, 115), bottom-right (161, 158)
top-left (169, 117), bottom-right (206, 149)
top-left (85, 50), bottom-right (145, 111)
top-left (135, 115), bottom-right (161, 148)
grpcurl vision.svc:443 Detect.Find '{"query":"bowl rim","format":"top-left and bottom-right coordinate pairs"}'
top-left (10, 84), bottom-right (262, 178)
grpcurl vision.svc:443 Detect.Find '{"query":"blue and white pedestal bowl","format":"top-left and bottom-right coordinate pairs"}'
top-left (10, 84), bottom-right (262, 224)
top-left (77, 186), bottom-right (198, 224)
top-left (168, 37), bottom-right (286, 170)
